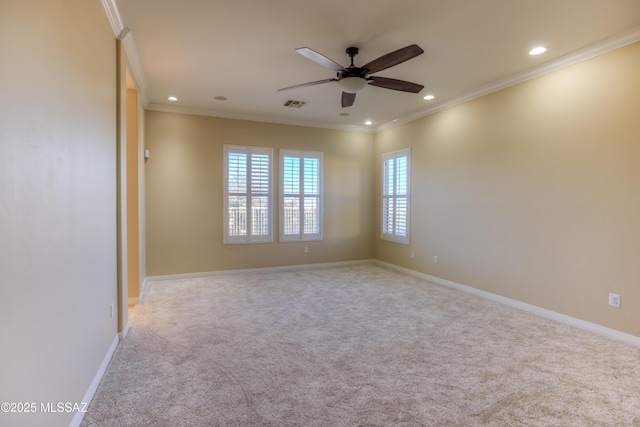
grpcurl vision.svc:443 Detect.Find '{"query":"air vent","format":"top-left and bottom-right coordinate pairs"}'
top-left (283, 99), bottom-right (306, 108)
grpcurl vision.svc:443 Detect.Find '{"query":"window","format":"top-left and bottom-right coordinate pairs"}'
top-left (382, 148), bottom-right (410, 244)
top-left (224, 145), bottom-right (273, 243)
top-left (280, 150), bottom-right (322, 241)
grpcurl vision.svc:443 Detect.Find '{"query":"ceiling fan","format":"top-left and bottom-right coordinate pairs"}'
top-left (278, 44), bottom-right (425, 107)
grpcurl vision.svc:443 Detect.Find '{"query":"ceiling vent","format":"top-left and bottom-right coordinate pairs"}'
top-left (283, 99), bottom-right (306, 108)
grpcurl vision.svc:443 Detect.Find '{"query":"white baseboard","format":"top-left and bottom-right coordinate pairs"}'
top-left (127, 278), bottom-right (149, 306)
top-left (119, 322), bottom-right (130, 340)
top-left (69, 334), bottom-right (119, 427)
top-left (144, 258), bottom-right (639, 346)
top-left (145, 259), bottom-right (375, 283)
top-left (375, 260), bottom-right (640, 349)
top-left (141, 276), bottom-right (148, 294)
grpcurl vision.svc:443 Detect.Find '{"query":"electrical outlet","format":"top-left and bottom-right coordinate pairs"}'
top-left (433, 255), bottom-right (438, 264)
top-left (609, 293), bottom-right (621, 308)
top-left (304, 246), bottom-right (309, 254)
top-left (411, 251), bottom-right (415, 258)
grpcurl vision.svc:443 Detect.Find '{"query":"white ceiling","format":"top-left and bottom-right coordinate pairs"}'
top-left (115, 0), bottom-right (640, 131)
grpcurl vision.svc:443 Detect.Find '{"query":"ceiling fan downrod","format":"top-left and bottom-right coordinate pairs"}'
top-left (339, 47), bottom-right (368, 94)
top-left (345, 47), bottom-right (359, 67)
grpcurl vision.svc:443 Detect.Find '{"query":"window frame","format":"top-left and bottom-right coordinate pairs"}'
top-left (279, 149), bottom-right (323, 242)
top-left (381, 148), bottom-right (411, 244)
top-left (223, 144), bottom-right (273, 244)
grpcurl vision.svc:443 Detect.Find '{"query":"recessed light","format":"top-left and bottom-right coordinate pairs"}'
top-left (167, 96), bottom-right (178, 102)
top-left (214, 96), bottom-right (227, 101)
top-left (529, 46), bottom-right (547, 56)
top-left (364, 120), bottom-right (373, 126)
top-left (424, 94), bottom-right (435, 100)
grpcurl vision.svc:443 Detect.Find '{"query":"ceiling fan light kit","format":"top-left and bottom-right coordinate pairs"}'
top-left (279, 44), bottom-right (425, 108)
top-left (337, 76), bottom-right (368, 93)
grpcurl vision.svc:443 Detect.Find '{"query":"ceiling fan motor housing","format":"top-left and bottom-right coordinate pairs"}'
top-left (338, 47), bottom-right (370, 92)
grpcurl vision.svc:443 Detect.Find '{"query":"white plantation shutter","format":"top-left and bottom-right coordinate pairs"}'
top-left (224, 145), bottom-right (273, 243)
top-left (382, 149), bottom-right (410, 244)
top-left (280, 150), bottom-right (322, 241)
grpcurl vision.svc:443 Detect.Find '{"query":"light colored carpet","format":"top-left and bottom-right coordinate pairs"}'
top-left (81, 264), bottom-right (640, 426)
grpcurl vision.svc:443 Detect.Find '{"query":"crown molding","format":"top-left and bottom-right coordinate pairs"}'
top-left (99, 0), bottom-right (123, 36)
top-left (120, 32), bottom-right (149, 105)
top-left (376, 25), bottom-right (640, 132)
top-left (146, 103), bottom-right (375, 133)
top-left (98, 2), bottom-right (639, 134)
top-left (100, 0), bottom-right (149, 106)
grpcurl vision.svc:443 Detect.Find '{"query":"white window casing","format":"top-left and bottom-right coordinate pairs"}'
top-left (224, 145), bottom-right (273, 244)
top-left (280, 149), bottom-right (323, 242)
top-left (381, 148), bottom-right (410, 244)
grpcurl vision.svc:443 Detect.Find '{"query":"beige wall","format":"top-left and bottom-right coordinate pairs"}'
top-left (144, 43), bottom-right (639, 337)
top-left (145, 112), bottom-right (375, 275)
top-left (0, 1), bottom-right (118, 426)
top-left (127, 89), bottom-right (140, 299)
top-left (375, 42), bottom-right (640, 336)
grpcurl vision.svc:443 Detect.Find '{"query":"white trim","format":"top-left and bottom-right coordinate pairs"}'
top-left (381, 149), bottom-right (411, 244)
top-left (142, 258), bottom-right (640, 348)
top-left (69, 334), bottom-right (119, 427)
top-left (138, 276), bottom-right (149, 303)
top-left (100, 0), bottom-right (149, 106)
top-left (375, 260), bottom-right (640, 348)
top-left (119, 323), bottom-right (130, 340)
top-left (223, 145), bottom-right (274, 244)
top-left (376, 25), bottom-right (640, 132)
top-left (121, 32), bottom-right (149, 106)
top-left (147, 103), bottom-right (375, 134)
top-left (279, 149), bottom-right (323, 242)
top-left (95, 2), bottom-right (639, 134)
top-left (99, 0), bottom-right (124, 36)
top-left (145, 259), bottom-right (375, 282)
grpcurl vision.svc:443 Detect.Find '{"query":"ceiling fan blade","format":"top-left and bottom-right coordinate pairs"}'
top-left (362, 44), bottom-right (424, 74)
top-left (368, 76), bottom-right (424, 93)
top-left (341, 92), bottom-right (356, 107)
top-left (295, 47), bottom-right (345, 72)
top-left (278, 78), bottom-right (337, 91)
